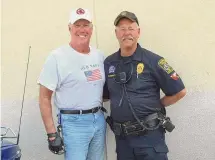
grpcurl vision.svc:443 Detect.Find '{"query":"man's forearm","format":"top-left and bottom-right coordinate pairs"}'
top-left (161, 89), bottom-right (186, 107)
top-left (39, 98), bottom-right (56, 134)
top-left (161, 95), bottom-right (179, 107)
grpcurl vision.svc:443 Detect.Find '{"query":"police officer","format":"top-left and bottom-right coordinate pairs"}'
top-left (103, 11), bottom-right (186, 160)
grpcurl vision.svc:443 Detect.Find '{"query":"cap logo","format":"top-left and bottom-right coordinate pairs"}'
top-left (121, 11), bottom-right (127, 16)
top-left (76, 8), bottom-right (85, 15)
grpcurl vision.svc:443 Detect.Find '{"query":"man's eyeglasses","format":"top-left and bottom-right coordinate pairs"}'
top-left (116, 26), bottom-right (138, 32)
top-left (73, 23), bottom-right (93, 29)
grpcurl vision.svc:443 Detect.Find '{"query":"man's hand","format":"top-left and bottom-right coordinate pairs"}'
top-left (48, 132), bottom-right (64, 155)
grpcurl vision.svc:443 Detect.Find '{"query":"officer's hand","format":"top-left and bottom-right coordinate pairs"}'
top-left (47, 132), bottom-right (64, 155)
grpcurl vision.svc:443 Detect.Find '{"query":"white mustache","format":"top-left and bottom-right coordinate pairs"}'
top-left (122, 37), bottom-right (134, 41)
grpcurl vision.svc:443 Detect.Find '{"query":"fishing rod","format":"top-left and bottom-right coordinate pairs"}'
top-left (93, 0), bottom-right (99, 49)
top-left (17, 46), bottom-right (31, 145)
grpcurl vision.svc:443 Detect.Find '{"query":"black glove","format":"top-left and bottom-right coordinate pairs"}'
top-left (47, 132), bottom-right (64, 155)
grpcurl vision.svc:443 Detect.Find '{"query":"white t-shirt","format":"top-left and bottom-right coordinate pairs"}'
top-left (38, 44), bottom-right (105, 110)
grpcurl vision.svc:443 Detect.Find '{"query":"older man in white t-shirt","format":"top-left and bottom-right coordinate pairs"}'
top-left (38, 8), bottom-right (106, 160)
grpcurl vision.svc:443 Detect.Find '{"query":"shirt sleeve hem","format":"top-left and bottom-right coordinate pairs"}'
top-left (37, 81), bottom-right (56, 91)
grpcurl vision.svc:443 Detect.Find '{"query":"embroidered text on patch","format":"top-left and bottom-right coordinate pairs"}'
top-left (84, 69), bottom-right (102, 81)
top-left (158, 58), bottom-right (174, 74)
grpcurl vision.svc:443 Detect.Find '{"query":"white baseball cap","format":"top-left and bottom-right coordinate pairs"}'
top-left (69, 8), bottom-right (92, 24)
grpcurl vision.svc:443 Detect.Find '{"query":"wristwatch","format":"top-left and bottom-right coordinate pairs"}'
top-left (47, 132), bottom-right (57, 138)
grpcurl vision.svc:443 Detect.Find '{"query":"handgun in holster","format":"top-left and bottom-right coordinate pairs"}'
top-left (106, 116), bottom-right (114, 131)
top-left (157, 112), bottom-right (175, 132)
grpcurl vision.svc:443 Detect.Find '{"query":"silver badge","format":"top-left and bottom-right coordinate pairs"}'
top-left (109, 65), bottom-right (115, 73)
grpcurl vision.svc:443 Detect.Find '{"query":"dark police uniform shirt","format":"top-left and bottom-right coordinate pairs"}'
top-left (103, 44), bottom-right (185, 123)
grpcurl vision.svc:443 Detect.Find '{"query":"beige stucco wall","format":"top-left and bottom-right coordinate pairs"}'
top-left (1, 0), bottom-right (215, 160)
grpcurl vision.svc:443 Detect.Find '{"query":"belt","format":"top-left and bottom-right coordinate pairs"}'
top-left (112, 113), bottom-right (161, 136)
top-left (60, 106), bottom-right (106, 114)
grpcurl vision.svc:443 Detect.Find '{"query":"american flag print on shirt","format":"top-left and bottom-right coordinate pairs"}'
top-left (84, 68), bottom-right (102, 81)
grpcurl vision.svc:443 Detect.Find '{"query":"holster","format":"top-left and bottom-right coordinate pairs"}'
top-left (106, 116), bottom-right (114, 131)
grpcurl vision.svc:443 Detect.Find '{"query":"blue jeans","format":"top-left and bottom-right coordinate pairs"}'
top-left (61, 110), bottom-right (106, 160)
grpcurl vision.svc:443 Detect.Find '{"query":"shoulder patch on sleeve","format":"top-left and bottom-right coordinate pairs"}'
top-left (170, 72), bottom-right (180, 80)
top-left (158, 58), bottom-right (174, 74)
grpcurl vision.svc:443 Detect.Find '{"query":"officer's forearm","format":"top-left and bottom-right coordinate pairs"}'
top-left (161, 89), bottom-right (186, 107)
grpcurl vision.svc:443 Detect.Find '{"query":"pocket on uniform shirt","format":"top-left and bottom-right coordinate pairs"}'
top-left (131, 72), bottom-right (155, 91)
top-left (132, 72), bottom-right (151, 81)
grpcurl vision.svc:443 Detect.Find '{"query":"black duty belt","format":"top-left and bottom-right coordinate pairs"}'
top-left (60, 106), bottom-right (107, 114)
top-left (107, 112), bottom-right (175, 136)
top-left (111, 113), bottom-right (162, 136)
top-left (113, 118), bottom-right (160, 136)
